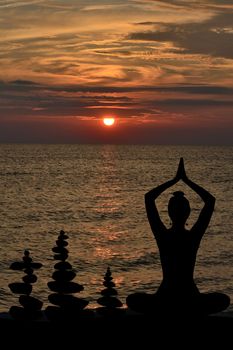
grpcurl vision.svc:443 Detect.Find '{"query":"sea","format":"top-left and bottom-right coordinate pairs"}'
top-left (0, 144), bottom-right (233, 313)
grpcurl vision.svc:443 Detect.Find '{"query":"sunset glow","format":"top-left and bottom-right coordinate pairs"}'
top-left (103, 118), bottom-right (115, 127)
top-left (0, 1), bottom-right (232, 144)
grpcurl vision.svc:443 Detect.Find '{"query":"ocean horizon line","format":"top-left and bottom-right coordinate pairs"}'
top-left (0, 142), bottom-right (233, 147)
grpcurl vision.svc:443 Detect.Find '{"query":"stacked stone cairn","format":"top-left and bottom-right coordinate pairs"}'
top-left (8, 250), bottom-right (43, 320)
top-left (97, 266), bottom-right (124, 316)
top-left (45, 230), bottom-right (90, 321)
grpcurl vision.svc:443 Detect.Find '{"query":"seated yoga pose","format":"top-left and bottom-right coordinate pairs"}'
top-left (126, 158), bottom-right (230, 315)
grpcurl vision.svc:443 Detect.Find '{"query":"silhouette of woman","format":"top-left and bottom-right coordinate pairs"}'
top-left (126, 158), bottom-right (230, 315)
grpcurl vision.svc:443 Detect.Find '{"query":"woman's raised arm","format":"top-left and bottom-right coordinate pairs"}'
top-left (145, 161), bottom-right (181, 237)
top-left (179, 158), bottom-right (215, 238)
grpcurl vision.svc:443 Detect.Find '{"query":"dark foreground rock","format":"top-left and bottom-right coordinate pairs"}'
top-left (0, 309), bottom-right (232, 347)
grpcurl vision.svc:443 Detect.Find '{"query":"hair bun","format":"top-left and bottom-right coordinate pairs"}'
top-left (173, 191), bottom-right (185, 197)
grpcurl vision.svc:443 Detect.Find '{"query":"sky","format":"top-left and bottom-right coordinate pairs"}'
top-left (0, 0), bottom-right (232, 144)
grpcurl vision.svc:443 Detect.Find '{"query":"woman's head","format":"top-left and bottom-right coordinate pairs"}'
top-left (168, 191), bottom-right (190, 226)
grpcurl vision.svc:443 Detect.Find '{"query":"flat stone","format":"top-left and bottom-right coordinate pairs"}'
top-left (58, 232), bottom-right (69, 240)
top-left (10, 262), bottom-right (42, 270)
top-left (52, 247), bottom-right (68, 254)
top-left (30, 262), bottom-right (43, 269)
top-left (22, 274), bottom-right (37, 284)
top-left (10, 262), bottom-right (25, 270)
top-left (103, 281), bottom-right (115, 288)
top-left (53, 253), bottom-right (68, 261)
top-left (97, 296), bottom-right (123, 308)
top-left (52, 270), bottom-right (76, 282)
top-left (54, 261), bottom-right (72, 270)
top-left (24, 267), bottom-right (33, 275)
top-left (19, 295), bottom-right (43, 311)
top-left (23, 256), bottom-right (32, 264)
top-left (56, 240), bottom-right (68, 247)
top-left (48, 294), bottom-right (89, 309)
top-left (101, 288), bottom-right (118, 296)
top-left (8, 283), bottom-right (32, 295)
top-left (47, 281), bottom-right (84, 293)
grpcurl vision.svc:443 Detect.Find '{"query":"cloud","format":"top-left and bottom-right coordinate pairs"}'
top-left (52, 83), bottom-right (233, 95)
top-left (0, 0), bottom-right (226, 90)
top-left (0, 79), bottom-right (232, 144)
top-left (10, 79), bottom-right (41, 85)
top-left (130, 12), bottom-right (233, 59)
top-left (134, 0), bottom-right (233, 8)
top-left (0, 80), bottom-right (232, 123)
top-left (0, 0), bottom-right (44, 8)
top-left (0, 6), bottom-right (232, 102)
top-left (81, 4), bottom-right (131, 11)
top-left (156, 98), bottom-right (233, 107)
top-left (3, 79), bottom-right (233, 94)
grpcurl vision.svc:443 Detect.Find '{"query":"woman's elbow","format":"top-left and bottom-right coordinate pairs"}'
top-left (210, 195), bottom-right (216, 206)
top-left (144, 192), bottom-right (151, 204)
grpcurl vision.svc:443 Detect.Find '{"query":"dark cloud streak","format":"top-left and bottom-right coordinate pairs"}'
top-left (130, 13), bottom-right (233, 59)
top-left (2, 80), bottom-right (233, 94)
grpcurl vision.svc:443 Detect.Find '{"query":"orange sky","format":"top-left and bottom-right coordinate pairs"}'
top-left (0, 0), bottom-right (232, 144)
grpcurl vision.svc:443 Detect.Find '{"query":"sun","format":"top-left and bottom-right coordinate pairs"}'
top-left (103, 117), bottom-right (115, 126)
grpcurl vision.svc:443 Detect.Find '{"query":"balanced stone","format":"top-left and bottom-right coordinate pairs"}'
top-left (96, 267), bottom-right (124, 316)
top-left (9, 282), bottom-right (32, 295)
top-left (54, 261), bottom-right (72, 270)
top-left (52, 247), bottom-right (69, 254)
top-left (22, 274), bottom-right (37, 284)
top-left (19, 295), bottom-right (43, 311)
top-left (52, 270), bottom-right (76, 282)
top-left (56, 239), bottom-right (68, 247)
top-left (48, 294), bottom-right (89, 309)
top-left (97, 296), bottom-right (123, 308)
top-left (45, 230), bottom-right (89, 321)
top-left (8, 250), bottom-right (43, 320)
top-left (48, 281), bottom-right (84, 293)
top-left (53, 253), bottom-right (68, 261)
top-left (101, 287), bottom-right (118, 296)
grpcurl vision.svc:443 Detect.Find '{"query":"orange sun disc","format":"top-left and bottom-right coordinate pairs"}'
top-left (103, 118), bottom-right (115, 126)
